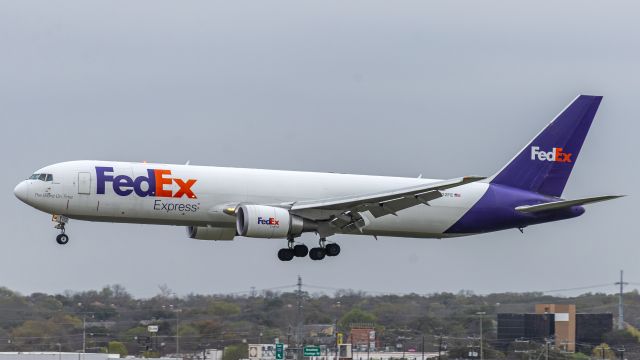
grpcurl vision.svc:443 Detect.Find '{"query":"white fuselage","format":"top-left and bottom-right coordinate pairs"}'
top-left (15, 161), bottom-right (488, 238)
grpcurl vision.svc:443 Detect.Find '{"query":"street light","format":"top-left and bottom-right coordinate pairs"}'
top-left (476, 312), bottom-right (486, 360)
top-left (163, 302), bottom-right (182, 356)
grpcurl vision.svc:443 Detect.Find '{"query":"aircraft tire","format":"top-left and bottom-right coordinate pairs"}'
top-left (278, 248), bottom-right (294, 261)
top-left (309, 247), bottom-right (326, 260)
top-left (56, 234), bottom-right (69, 245)
top-left (325, 243), bottom-right (340, 257)
top-left (293, 244), bottom-right (309, 257)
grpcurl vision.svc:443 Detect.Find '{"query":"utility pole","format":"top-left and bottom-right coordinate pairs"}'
top-left (334, 301), bottom-right (341, 360)
top-left (421, 334), bottom-right (425, 360)
top-left (82, 313), bottom-right (86, 353)
top-left (433, 333), bottom-right (447, 360)
top-left (436, 335), bottom-right (444, 360)
top-left (545, 338), bottom-right (551, 360)
top-left (615, 270), bottom-right (628, 330)
top-left (476, 312), bottom-right (486, 360)
top-left (296, 275), bottom-right (303, 360)
top-left (176, 308), bottom-right (181, 355)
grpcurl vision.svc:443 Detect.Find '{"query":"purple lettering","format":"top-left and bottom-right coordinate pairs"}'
top-left (96, 167), bottom-right (114, 194)
top-left (113, 175), bottom-right (134, 196)
top-left (133, 169), bottom-right (156, 197)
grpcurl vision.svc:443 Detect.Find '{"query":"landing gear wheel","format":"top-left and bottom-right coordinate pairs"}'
top-left (309, 247), bottom-right (326, 261)
top-left (325, 243), bottom-right (340, 257)
top-left (293, 244), bottom-right (309, 257)
top-left (277, 248), bottom-right (294, 261)
top-left (56, 233), bottom-right (69, 245)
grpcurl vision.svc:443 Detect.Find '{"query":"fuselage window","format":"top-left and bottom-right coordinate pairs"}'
top-left (38, 174), bottom-right (47, 181)
top-left (29, 174), bottom-right (40, 180)
top-left (45, 174), bottom-right (53, 182)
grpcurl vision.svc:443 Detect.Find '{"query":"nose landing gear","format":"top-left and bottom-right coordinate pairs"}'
top-left (53, 215), bottom-right (69, 245)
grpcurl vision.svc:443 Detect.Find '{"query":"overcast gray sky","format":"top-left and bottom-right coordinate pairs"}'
top-left (1, 1), bottom-right (637, 298)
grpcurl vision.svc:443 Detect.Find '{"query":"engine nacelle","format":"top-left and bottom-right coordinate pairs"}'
top-left (236, 205), bottom-right (316, 238)
top-left (187, 226), bottom-right (236, 241)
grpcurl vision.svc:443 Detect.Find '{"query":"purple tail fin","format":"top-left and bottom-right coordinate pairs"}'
top-left (489, 95), bottom-right (603, 197)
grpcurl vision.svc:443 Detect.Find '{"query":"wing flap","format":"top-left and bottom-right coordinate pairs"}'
top-left (515, 195), bottom-right (624, 213)
top-left (290, 176), bottom-right (483, 213)
top-left (287, 176), bottom-right (484, 233)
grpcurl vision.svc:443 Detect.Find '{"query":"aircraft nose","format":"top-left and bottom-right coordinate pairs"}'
top-left (14, 181), bottom-right (29, 203)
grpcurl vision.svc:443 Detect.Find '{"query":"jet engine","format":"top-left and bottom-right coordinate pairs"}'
top-left (235, 205), bottom-right (316, 238)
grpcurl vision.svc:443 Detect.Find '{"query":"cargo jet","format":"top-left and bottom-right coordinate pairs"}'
top-left (14, 95), bottom-right (622, 261)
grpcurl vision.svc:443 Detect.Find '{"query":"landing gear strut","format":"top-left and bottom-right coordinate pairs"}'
top-left (277, 237), bottom-right (298, 261)
top-left (309, 238), bottom-right (326, 260)
top-left (53, 215), bottom-right (69, 245)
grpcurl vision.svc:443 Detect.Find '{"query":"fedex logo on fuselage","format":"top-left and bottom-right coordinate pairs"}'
top-left (530, 146), bottom-right (572, 163)
top-left (257, 217), bottom-right (279, 226)
top-left (96, 167), bottom-right (197, 198)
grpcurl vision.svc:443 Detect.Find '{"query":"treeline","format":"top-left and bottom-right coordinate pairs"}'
top-left (1, 285), bottom-right (640, 358)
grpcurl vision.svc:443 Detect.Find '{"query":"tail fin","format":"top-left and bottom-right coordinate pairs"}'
top-left (489, 95), bottom-right (603, 197)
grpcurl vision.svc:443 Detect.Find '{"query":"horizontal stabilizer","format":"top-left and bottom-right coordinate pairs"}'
top-left (515, 195), bottom-right (625, 213)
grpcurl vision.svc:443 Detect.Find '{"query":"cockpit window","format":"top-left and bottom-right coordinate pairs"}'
top-left (28, 173), bottom-right (53, 181)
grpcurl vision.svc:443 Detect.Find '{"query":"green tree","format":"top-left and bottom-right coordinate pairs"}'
top-left (603, 329), bottom-right (638, 346)
top-left (107, 341), bottom-right (128, 357)
top-left (339, 308), bottom-right (376, 328)
top-left (143, 350), bottom-right (160, 358)
top-left (592, 343), bottom-right (616, 360)
top-left (209, 301), bottom-right (241, 316)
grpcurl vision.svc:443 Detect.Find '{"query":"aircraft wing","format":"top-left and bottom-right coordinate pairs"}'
top-left (286, 176), bottom-right (484, 232)
top-left (515, 195), bottom-right (625, 213)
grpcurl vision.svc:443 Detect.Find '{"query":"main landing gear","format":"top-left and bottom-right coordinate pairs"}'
top-left (53, 215), bottom-right (69, 245)
top-left (277, 237), bottom-right (340, 261)
top-left (277, 237), bottom-right (308, 261)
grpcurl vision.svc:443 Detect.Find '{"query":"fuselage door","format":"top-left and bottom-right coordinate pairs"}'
top-left (78, 172), bottom-right (91, 194)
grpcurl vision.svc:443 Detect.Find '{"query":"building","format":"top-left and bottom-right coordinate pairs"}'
top-left (303, 324), bottom-right (336, 345)
top-left (348, 325), bottom-right (378, 351)
top-left (497, 304), bottom-right (612, 353)
top-left (576, 314), bottom-right (614, 352)
top-left (535, 304), bottom-right (576, 352)
top-left (497, 313), bottom-right (554, 346)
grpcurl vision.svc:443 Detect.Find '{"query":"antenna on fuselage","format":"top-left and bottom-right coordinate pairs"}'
top-left (185, 160), bottom-right (190, 165)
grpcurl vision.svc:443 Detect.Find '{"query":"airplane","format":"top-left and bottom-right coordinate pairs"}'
top-left (14, 95), bottom-right (622, 261)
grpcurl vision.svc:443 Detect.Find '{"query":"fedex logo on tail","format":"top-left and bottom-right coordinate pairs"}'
top-left (530, 146), bottom-right (572, 163)
top-left (257, 217), bottom-right (279, 226)
top-left (96, 167), bottom-right (197, 198)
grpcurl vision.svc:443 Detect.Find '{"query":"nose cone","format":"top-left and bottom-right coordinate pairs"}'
top-left (14, 181), bottom-right (29, 203)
